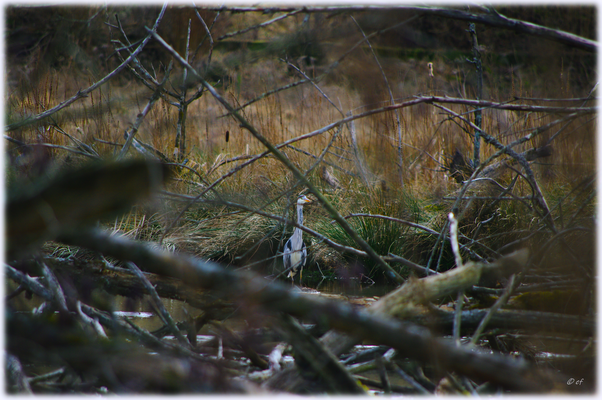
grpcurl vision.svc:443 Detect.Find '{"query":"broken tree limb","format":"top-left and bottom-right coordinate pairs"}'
top-left (317, 249), bottom-right (528, 357)
top-left (371, 249), bottom-right (529, 319)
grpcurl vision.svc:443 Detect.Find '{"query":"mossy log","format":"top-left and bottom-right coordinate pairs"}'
top-left (319, 249), bottom-right (529, 355)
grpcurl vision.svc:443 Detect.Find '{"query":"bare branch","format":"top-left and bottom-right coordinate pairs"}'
top-left (117, 75), bottom-right (168, 160)
top-left (219, 9), bottom-right (303, 40)
top-left (126, 261), bottom-right (190, 347)
top-left (418, 95), bottom-right (595, 114)
top-left (201, 5), bottom-right (597, 51)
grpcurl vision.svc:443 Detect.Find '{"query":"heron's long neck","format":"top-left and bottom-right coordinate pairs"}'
top-left (295, 204), bottom-right (304, 237)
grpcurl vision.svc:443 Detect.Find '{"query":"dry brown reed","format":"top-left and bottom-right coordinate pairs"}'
top-left (6, 8), bottom-right (595, 281)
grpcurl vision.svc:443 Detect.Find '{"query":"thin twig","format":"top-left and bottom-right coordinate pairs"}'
top-left (52, 124), bottom-right (100, 157)
top-left (471, 275), bottom-right (516, 345)
top-left (125, 261), bottom-right (190, 348)
top-left (284, 59), bottom-right (343, 116)
top-left (112, 13), bottom-right (179, 99)
top-left (222, 79), bottom-right (309, 117)
top-left (219, 9), bottom-right (303, 40)
top-left (419, 95), bottom-right (594, 114)
top-left (285, 145), bottom-right (356, 175)
top-left (345, 213), bottom-right (439, 235)
top-left (192, 5), bottom-right (218, 62)
top-left (118, 66), bottom-right (171, 160)
top-left (22, 142), bottom-right (100, 159)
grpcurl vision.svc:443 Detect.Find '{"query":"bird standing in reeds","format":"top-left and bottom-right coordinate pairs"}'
top-left (283, 194), bottom-right (312, 285)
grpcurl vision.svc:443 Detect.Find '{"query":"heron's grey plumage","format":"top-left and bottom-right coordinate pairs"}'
top-left (283, 195), bottom-right (311, 283)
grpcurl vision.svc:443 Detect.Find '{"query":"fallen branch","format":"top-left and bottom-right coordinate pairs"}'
top-left (219, 9), bottom-right (303, 40)
top-left (56, 228), bottom-right (560, 392)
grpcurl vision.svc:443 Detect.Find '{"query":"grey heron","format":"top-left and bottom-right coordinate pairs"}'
top-left (283, 194), bottom-right (312, 284)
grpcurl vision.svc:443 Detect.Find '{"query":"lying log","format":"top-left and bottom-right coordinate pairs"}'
top-left (412, 309), bottom-right (594, 337)
top-left (319, 249), bottom-right (530, 356)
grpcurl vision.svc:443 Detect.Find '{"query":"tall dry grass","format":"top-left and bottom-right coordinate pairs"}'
top-left (6, 7), bottom-right (596, 284)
